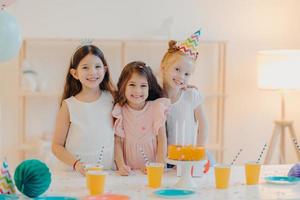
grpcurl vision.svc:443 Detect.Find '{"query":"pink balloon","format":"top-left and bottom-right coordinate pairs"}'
top-left (0, 0), bottom-right (16, 8)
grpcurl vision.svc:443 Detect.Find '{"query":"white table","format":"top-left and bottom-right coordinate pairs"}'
top-left (46, 165), bottom-right (299, 200)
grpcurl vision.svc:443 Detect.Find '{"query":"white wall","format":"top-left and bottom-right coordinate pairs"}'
top-left (1, 0), bottom-right (300, 167)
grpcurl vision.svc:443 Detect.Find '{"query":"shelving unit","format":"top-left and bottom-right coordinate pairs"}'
top-left (19, 91), bottom-right (60, 97)
top-left (17, 38), bottom-right (227, 163)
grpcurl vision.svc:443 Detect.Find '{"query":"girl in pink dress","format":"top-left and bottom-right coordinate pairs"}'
top-left (113, 61), bottom-right (170, 176)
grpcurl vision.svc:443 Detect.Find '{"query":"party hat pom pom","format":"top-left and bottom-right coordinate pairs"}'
top-left (288, 163), bottom-right (300, 178)
top-left (14, 159), bottom-right (51, 198)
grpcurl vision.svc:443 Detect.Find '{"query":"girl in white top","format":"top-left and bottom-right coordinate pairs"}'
top-left (160, 30), bottom-right (208, 147)
top-left (52, 44), bottom-right (116, 175)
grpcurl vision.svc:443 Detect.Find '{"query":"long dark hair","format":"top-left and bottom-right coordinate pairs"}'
top-left (61, 45), bottom-right (115, 104)
top-left (115, 61), bottom-right (163, 106)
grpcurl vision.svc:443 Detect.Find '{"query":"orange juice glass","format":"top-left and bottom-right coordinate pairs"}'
top-left (245, 162), bottom-right (261, 185)
top-left (85, 163), bottom-right (103, 171)
top-left (214, 164), bottom-right (231, 189)
top-left (86, 171), bottom-right (106, 195)
top-left (146, 162), bottom-right (164, 188)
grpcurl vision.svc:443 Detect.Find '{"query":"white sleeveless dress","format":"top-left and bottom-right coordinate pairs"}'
top-left (59, 91), bottom-right (115, 170)
top-left (166, 88), bottom-right (204, 145)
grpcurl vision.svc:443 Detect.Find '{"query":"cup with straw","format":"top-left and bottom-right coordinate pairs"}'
top-left (140, 147), bottom-right (164, 188)
top-left (214, 148), bottom-right (242, 189)
top-left (245, 143), bottom-right (267, 185)
top-left (85, 146), bottom-right (104, 172)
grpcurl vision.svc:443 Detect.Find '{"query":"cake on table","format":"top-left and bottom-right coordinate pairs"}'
top-left (168, 145), bottom-right (205, 161)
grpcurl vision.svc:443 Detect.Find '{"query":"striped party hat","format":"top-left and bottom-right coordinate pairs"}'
top-left (0, 159), bottom-right (15, 194)
top-left (178, 29), bottom-right (201, 60)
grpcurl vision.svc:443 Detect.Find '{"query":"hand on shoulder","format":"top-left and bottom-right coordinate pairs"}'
top-left (153, 97), bottom-right (171, 107)
top-left (182, 84), bottom-right (198, 91)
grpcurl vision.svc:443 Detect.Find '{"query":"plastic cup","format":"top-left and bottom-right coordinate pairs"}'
top-left (146, 162), bottom-right (164, 188)
top-left (214, 164), bottom-right (231, 189)
top-left (245, 161), bottom-right (261, 185)
top-left (86, 171), bottom-right (106, 195)
top-left (85, 163), bottom-right (103, 171)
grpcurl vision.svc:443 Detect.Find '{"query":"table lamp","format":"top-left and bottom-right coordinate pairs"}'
top-left (257, 50), bottom-right (300, 164)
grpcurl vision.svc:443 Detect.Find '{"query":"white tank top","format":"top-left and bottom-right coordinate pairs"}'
top-left (167, 88), bottom-right (203, 145)
top-left (63, 91), bottom-right (114, 169)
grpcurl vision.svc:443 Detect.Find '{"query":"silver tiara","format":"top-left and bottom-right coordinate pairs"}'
top-left (79, 38), bottom-right (93, 47)
top-left (71, 38), bottom-right (94, 65)
top-left (74, 38), bottom-right (94, 51)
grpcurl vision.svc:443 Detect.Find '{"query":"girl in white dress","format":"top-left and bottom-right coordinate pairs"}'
top-left (160, 30), bottom-right (212, 171)
top-left (160, 30), bottom-right (208, 148)
top-left (52, 44), bottom-right (115, 175)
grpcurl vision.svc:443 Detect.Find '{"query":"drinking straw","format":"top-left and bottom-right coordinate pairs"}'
top-left (139, 147), bottom-right (149, 165)
top-left (292, 138), bottom-right (300, 151)
top-left (97, 146), bottom-right (105, 164)
top-left (256, 143), bottom-right (267, 163)
top-left (230, 148), bottom-right (243, 165)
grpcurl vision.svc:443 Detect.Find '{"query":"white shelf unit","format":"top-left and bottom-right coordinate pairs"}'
top-left (18, 38), bottom-right (227, 163)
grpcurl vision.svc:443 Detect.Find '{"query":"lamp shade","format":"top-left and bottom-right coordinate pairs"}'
top-left (257, 50), bottom-right (300, 90)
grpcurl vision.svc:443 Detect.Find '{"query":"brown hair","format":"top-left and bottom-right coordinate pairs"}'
top-left (115, 61), bottom-right (163, 106)
top-left (61, 45), bottom-right (115, 104)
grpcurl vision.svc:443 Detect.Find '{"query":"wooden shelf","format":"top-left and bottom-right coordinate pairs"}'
top-left (19, 139), bottom-right (52, 151)
top-left (19, 142), bottom-right (37, 151)
top-left (19, 91), bottom-right (60, 97)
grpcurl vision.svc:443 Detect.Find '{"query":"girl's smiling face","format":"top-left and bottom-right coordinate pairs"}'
top-left (71, 53), bottom-right (106, 90)
top-left (162, 53), bottom-right (195, 89)
top-left (125, 72), bottom-right (149, 110)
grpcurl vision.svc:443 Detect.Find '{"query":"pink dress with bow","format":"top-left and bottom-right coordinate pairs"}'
top-left (112, 98), bottom-right (170, 169)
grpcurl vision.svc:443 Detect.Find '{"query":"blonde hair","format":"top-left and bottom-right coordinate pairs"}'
top-left (160, 40), bottom-right (194, 69)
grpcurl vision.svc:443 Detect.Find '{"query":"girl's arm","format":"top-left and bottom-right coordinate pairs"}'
top-left (156, 125), bottom-right (167, 163)
top-left (194, 104), bottom-right (208, 146)
top-left (51, 102), bottom-right (85, 175)
top-left (114, 135), bottom-right (131, 176)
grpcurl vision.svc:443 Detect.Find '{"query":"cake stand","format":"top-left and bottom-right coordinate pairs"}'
top-left (166, 158), bottom-right (204, 188)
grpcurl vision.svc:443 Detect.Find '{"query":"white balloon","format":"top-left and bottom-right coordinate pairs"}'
top-left (0, 10), bottom-right (22, 63)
